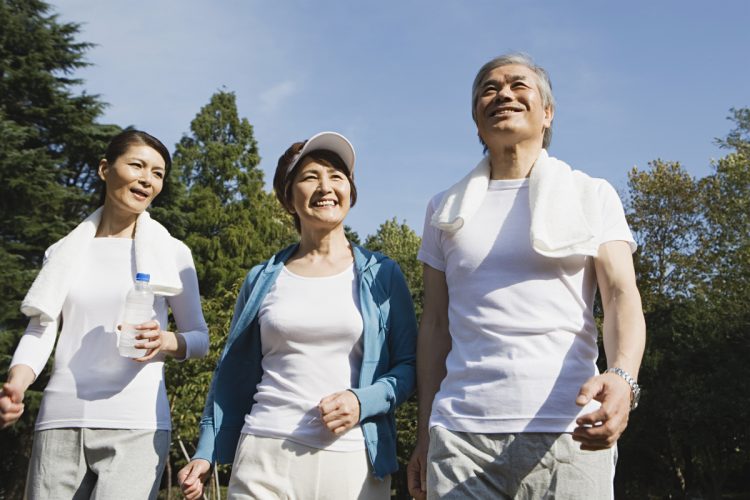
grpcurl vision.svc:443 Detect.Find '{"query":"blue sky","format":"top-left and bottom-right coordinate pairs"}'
top-left (53, 0), bottom-right (749, 238)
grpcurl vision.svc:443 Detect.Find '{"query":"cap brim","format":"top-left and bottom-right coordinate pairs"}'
top-left (294, 131), bottom-right (356, 175)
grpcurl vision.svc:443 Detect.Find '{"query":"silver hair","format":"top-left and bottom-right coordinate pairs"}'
top-left (471, 52), bottom-right (555, 150)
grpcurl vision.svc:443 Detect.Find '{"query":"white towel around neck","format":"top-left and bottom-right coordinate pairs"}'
top-left (430, 149), bottom-right (603, 258)
top-left (20, 207), bottom-right (183, 325)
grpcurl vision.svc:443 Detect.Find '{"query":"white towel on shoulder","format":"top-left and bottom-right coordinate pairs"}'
top-left (430, 149), bottom-right (603, 258)
top-left (430, 156), bottom-right (491, 233)
top-left (20, 207), bottom-right (183, 325)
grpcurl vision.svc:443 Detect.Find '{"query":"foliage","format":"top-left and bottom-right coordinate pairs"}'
top-left (0, 1), bottom-right (117, 497)
top-left (364, 217), bottom-right (424, 317)
top-left (344, 224), bottom-right (361, 245)
top-left (151, 90), bottom-right (297, 298)
top-left (716, 107), bottom-right (750, 156)
top-left (363, 218), bottom-right (423, 498)
top-left (625, 160), bottom-right (703, 310)
top-left (153, 90), bottom-right (297, 490)
top-left (1, 2), bottom-right (748, 497)
top-left (617, 109), bottom-right (750, 499)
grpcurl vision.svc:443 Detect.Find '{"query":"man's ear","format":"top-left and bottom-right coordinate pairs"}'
top-left (543, 105), bottom-right (555, 128)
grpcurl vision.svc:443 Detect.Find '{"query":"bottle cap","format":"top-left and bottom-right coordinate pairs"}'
top-left (135, 273), bottom-right (151, 282)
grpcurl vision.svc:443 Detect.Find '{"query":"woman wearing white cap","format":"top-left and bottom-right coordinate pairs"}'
top-left (178, 132), bottom-right (417, 499)
top-left (0, 130), bottom-right (209, 499)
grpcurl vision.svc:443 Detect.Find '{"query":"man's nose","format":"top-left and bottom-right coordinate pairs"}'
top-left (494, 85), bottom-right (513, 101)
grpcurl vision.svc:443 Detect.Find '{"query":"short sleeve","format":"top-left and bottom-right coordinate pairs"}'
top-left (417, 193), bottom-right (448, 271)
top-left (597, 180), bottom-right (636, 253)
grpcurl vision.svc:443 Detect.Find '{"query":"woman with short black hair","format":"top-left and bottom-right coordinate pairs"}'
top-left (179, 132), bottom-right (417, 499)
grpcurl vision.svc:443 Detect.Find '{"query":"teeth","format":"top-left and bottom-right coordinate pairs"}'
top-left (314, 200), bottom-right (335, 207)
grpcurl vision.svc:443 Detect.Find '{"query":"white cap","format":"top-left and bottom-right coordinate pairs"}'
top-left (286, 131), bottom-right (356, 175)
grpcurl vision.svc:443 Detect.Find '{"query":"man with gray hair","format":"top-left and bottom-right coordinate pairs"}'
top-left (407, 53), bottom-right (645, 498)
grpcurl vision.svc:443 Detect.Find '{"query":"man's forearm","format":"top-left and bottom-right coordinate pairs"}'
top-left (596, 241), bottom-right (646, 380)
top-left (415, 321), bottom-right (451, 442)
top-left (602, 289), bottom-right (646, 379)
top-left (417, 264), bottom-right (452, 443)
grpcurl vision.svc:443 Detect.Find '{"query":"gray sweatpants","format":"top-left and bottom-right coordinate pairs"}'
top-left (25, 427), bottom-right (170, 500)
top-left (427, 426), bottom-right (615, 500)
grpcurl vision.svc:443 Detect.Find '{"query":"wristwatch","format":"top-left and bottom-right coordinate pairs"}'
top-left (605, 367), bottom-right (641, 410)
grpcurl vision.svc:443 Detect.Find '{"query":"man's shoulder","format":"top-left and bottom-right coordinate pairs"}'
top-left (425, 189), bottom-right (449, 211)
top-left (570, 167), bottom-right (607, 184)
top-left (568, 168), bottom-right (618, 197)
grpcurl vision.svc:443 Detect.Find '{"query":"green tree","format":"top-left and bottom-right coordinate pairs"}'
top-left (364, 218), bottom-right (423, 498)
top-left (364, 217), bottom-right (423, 317)
top-left (344, 224), bottom-right (361, 245)
top-left (153, 90), bottom-right (296, 297)
top-left (702, 116), bottom-right (750, 315)
top-left (716, 107), bottom-right (750, 156)
top-left (154, 90), bottom-right (297, 493)
top-left (0, 2), bottom-right (117, 497)
top-left (625, 160), bottom-right (703, 311)
top-left (0, 0), bottom-right (117, 328)
top-left (618, 110), bottom-right (750, 499)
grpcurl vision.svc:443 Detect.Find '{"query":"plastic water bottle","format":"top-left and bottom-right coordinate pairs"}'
top-left (118, 273), bottom-right (155, 358)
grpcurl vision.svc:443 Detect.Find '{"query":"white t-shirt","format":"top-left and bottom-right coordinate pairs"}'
top-left (418, 177), bottom-right (635, 433)
top-left (11, 238), bottom-right (209, 431)
top-left (242, 265), bottom-right (366, 451)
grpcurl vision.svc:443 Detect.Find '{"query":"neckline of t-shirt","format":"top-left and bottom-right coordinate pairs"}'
top-left (92, 237), bottom-right (134, 243)
top-left (488, 178), bottom-right (529, 190)
top-left (282, 263), bottom-right (354, 280)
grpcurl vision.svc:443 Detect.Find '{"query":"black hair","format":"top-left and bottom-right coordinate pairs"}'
top-left (98, 129), bottom-right (171, 205)
top-left (273, 142), bottom-right (357, 232)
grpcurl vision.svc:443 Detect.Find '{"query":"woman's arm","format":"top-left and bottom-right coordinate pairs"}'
top-left (161, 242), bottom-right (209, 360)
top-left (351, 261), bottom-right (418, 420)
top-left (2, 316), bottom-right (59, 427)
top-left (191, 266), bottom-right (258, 462)
top-left (178, 458), bottom-right (212, 500)
top-left (0, 364), bottom-right (36, 428)
top-left (9, 316), bottom-right (58, 378)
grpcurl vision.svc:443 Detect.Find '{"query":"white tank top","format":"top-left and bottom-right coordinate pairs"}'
top-left (241, 265), bottom-right (366, 451)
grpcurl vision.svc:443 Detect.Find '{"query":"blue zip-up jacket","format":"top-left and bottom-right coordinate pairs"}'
top-left (193, 243), bottom-right (417, 478)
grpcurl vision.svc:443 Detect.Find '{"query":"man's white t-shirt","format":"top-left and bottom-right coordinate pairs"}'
top-left (418, 177), bottom-right (635, 433)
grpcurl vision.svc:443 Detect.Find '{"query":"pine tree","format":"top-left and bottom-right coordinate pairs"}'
top-left (0, 0), bottom-right (118, 328)
top-left (153, 90), bottom-right (296, 297)
top-left (363, 218), bottom-right (423, 498)
top-left (154, 90), bottom-right (297, 488)
top-left (364, 217), bottom-right (423, 317)
top-left (0, 1), bottom-right (118, 497)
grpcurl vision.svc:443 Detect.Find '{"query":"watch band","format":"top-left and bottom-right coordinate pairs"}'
top-left (605, 367), bottom-right (641, 410)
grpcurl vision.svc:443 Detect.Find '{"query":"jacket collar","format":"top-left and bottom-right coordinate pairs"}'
top-left (262, 243), bottom-right (298, 274)
top-left (263, 242), bottom-right (381, 275)
top-left (353, 244), bottom-right (380, 273)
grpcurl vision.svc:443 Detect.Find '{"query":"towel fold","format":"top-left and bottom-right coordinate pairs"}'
top-left (430, 157), bottom-right (491, 233)
top-left (21, 207), bottom-right (183, 325)
top-left (430, 149), bottom-right (603, 258)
